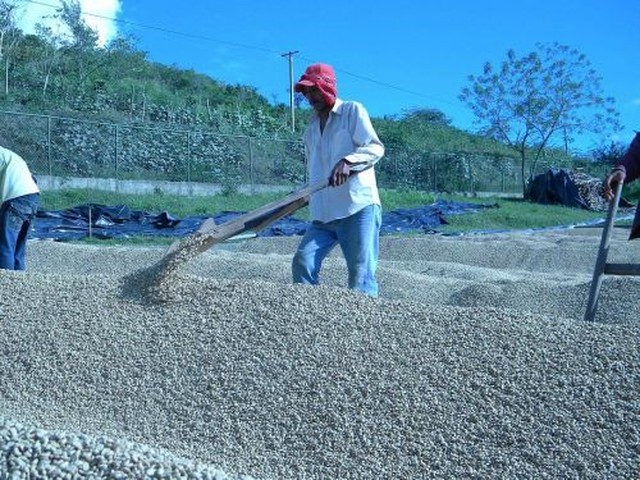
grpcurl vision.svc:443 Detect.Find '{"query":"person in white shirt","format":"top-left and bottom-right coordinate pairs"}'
top-left (0, 146), bottom-right (40, 270)
top-left (292, 63), bottom-right (384, 297)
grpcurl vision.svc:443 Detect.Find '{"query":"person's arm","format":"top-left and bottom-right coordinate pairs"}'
top-left (619, 132), bottom-right (640, 182)
top-left (603, 132), bottom-right (640, 201)
top-left (603, 167), bottom-right (625, 201)
top-left (342, 102), bottom-right (384, 171)
top-left (330, 103), bottom-right (384, 186)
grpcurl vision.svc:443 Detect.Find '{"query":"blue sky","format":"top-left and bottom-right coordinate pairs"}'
top-left (18, 0), bottom-right (640, 153)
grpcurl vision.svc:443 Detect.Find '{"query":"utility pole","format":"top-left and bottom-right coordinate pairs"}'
top-left (281, 50), bottom-right (299, 132)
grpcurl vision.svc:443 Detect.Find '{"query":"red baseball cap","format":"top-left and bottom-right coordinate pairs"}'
top-left (294, 63), bottom-right (337, 105)
top-left (294, 63), bottom-right (336, 92)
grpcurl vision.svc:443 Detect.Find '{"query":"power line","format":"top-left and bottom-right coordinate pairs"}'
top-left (22, 0), bottom-right (280, 55)
top-left (21, 0), bottom-right (455, 108)
top-left (296, 53), bottom-right (454, 107)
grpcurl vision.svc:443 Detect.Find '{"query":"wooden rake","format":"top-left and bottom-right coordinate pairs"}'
top-left (584, 181), bottom-right (640, 321)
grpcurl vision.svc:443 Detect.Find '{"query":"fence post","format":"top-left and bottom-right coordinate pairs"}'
top-left (114, 124), bottom-right (119, 180)
top-left (47, 115), bottom-right (52, 176)
top-left (248, 136), bottom-right (254, 191)
top-left (187, 130), bottom-right (191, 183)
top-left (433, 155), bottom-right (437, 192)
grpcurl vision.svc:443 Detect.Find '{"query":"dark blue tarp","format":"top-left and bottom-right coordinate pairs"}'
top-left (525, 168), bottom-right (589, 209)
top-left (30, 200), bottom-right (497, 241)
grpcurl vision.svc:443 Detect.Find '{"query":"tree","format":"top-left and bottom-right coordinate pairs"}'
top-left (57, 0), bottom-right (98, 51)
top-left (33, 23), bottom-right (63, 99)
top-left (56, 0), bottom-right (99, 96)
top-left (397, 107), bottom-right (452, 126)
top-left (591, 140), bottom-right (628, 166)
top-left (29, 0), bottom-right (100, 101)
top-left (0, 0), bottom-right (24, 95)
top-left (459, 42), bottom-right (620, 194)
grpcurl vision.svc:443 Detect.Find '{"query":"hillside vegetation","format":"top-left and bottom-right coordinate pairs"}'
top-left (0, 0), bottom-right (614, 195)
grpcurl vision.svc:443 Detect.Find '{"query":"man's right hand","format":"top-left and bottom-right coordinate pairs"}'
top-left (329, 159), bottom-right (352, 187)
top-left (603, 168), bottom-right (626, 201)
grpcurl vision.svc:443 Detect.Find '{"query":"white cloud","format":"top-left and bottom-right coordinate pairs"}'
top-left (13, 0), bottom-right (121, 47)
top-left (79, 0), bottom-right (121, 46)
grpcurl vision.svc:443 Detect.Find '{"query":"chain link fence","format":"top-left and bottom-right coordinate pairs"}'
top-left (379, 145), bottom-right (526, 194)
top-left (0, 110), bottom-right (306, 193)
top-left (0, 110), bottom-right (608, 197)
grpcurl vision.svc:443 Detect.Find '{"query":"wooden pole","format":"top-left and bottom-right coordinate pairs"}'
top-left (281, 50), bottom-right (299, 132)
top-left (583, 181), bottom-right (623, 322)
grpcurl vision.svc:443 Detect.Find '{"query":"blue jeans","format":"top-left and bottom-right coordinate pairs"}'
top-left (292, 204), bottom-right (381, 297)
top-left (0, 193), bottom-right (39, 270)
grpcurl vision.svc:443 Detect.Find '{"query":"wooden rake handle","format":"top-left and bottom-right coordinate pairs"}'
top-left (156, 180), bottom-right (329, 276)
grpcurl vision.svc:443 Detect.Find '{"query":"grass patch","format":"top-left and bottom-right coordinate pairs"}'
top-left (379, 189), bottom-right (436, 211)
top-left (41, 188), bottom-right (439, 218)
top-left (39, 189), bottom-right (288, 218)
top-left (436, 196), bottom-right (607, 233)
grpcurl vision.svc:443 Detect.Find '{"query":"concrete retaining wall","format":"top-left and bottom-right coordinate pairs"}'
top-left (36, 176), bottom-right (294, 196)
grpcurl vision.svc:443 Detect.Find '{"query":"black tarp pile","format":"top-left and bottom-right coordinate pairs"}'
top-left (31, 200), bottom-right (497, 241)
top-left (524, 168), bottom-right (631, 211)
top-left (525, 168), bottom-right (590, 209)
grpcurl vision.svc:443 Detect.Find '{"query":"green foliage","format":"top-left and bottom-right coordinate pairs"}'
top-left (395, 107), bottom-right (452, 126)
top-left (58, 0), bottom-right (99, 51)
top-left (591, 140), bottom-right (628, 166)
top-left (374, 114), bottom-right (519, 192)
top-left (0, 3), bottom-right (274, 130)
top-left (624, 182), bottom-right (640, 203)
